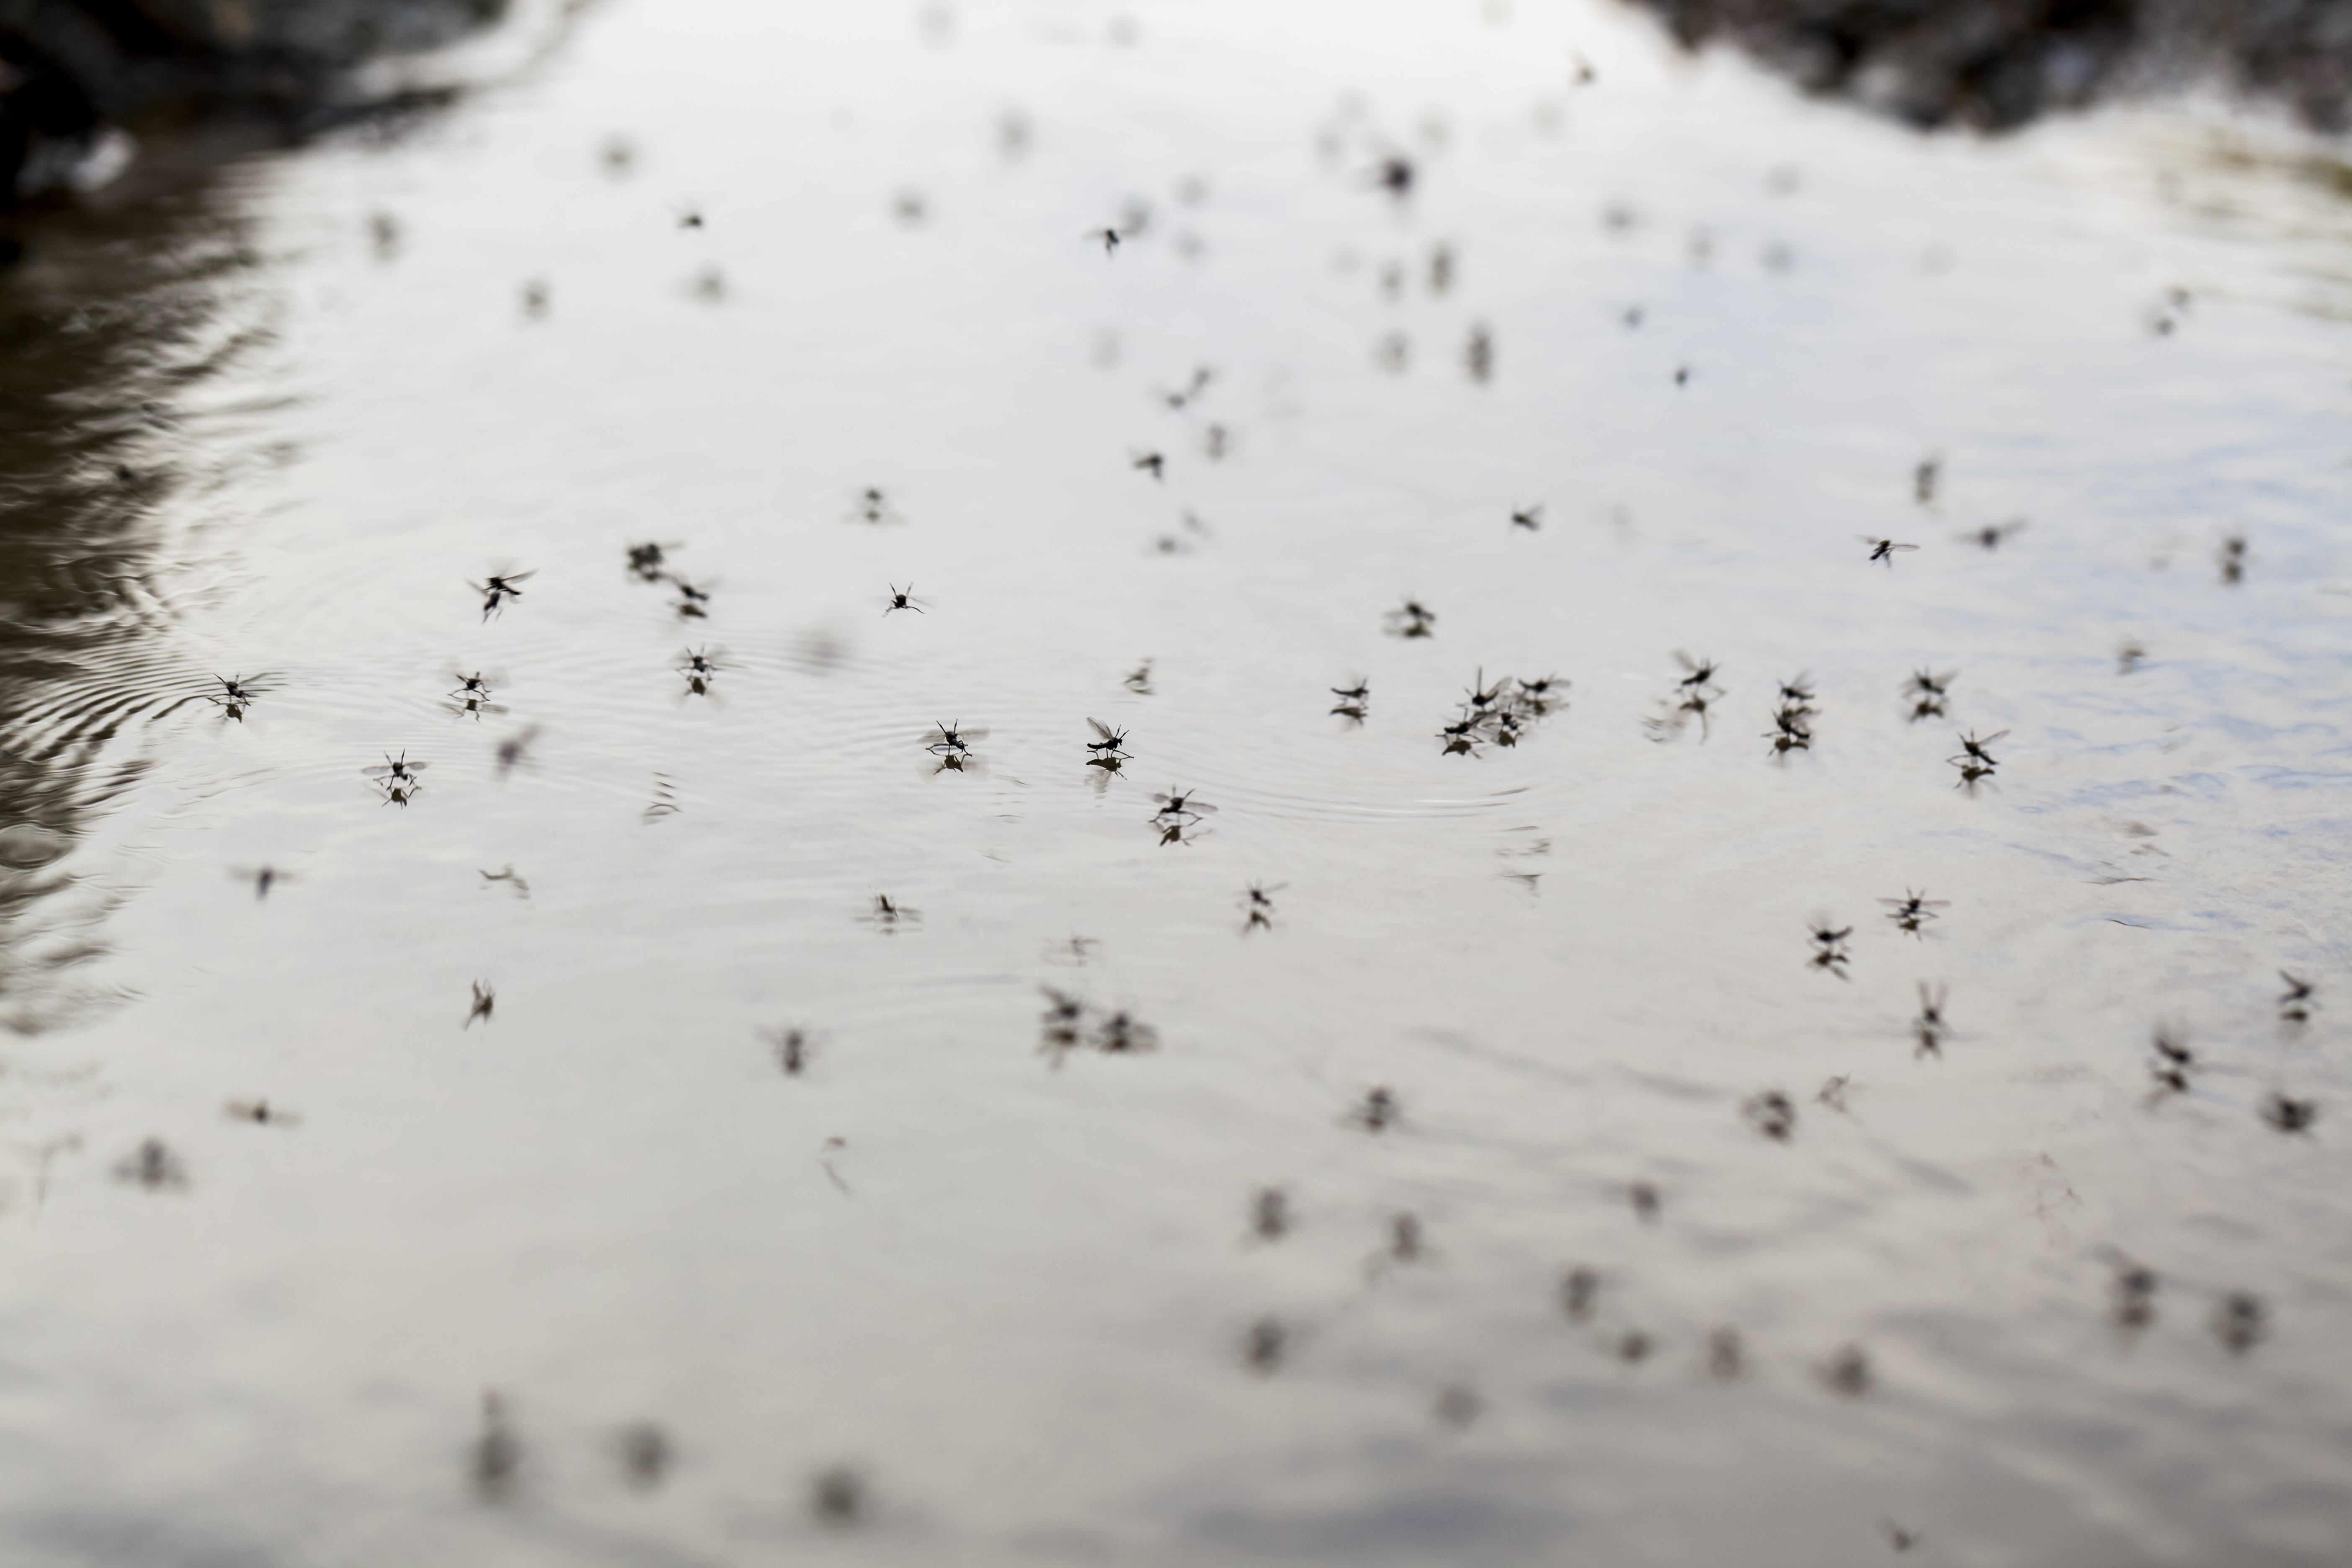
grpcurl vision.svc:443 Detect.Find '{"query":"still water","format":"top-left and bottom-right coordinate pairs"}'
top-left (1, 1), bottom-right (2347, 1563)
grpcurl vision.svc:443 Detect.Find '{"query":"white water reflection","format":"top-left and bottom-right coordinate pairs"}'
top-left (0, 1), bottom-right (2347, 1564)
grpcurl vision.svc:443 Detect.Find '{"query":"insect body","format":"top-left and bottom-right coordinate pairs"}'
top-left (882, 583), bottom-right (924, 615)
top-left (469, 570), bottom-right (536, 620)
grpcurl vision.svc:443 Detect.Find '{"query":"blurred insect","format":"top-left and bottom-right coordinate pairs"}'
top-left (2117, 640), bottom-right (2147, 674)
top-left (1249, 1186), bottom-right (1292, 1242)
top-left (1560, 1266), bottom-right (1600, 1322)
top-left (1158, 366), bottom-right (1214, 409)
top-left (496, 726), bottom-right (542, 779)
top-left (626, 540), bottom-right (677, 579)
top-left (2150, 1029), bottom-right (2194, 1096)
top-left (1151, 787), bottom-right (1217, 825)
top-left (2261, 1093), bottom-right (2317, 1134)
top-left (765, 1025), bottom-right (815, 1076)
top-left (1132, 451), bottom-right (1165, 482)
top-left (1764, 706), bottom-right (1812, 756)
top-left (1960, 519), bottom-right (2027, 550)
top-left (230, 865), bottom-right (293, 900)
top-left (479, 865), bottom-right (530, 898)
top-left (669, 578), bottom-right (712, 619)
top-left (1351, 1086), bottom-right (1399, 1133)
top-left (2211, 1292), bottom-right (2268, 1353)
top-left (224, 1098), bottom-right (301, 1126)
top-left (472, 1393), bottom-right (522, 1502)
top-left (677, 647), bottom-right (720, 694)
top-left (364, 752), bottom-right (428, 804)
top-left (1382, 1212), bottom-right (1426, 1265)
top-left (1510, 504), bottom-right (1542, 532)
top-left (1038, 987), bottom-right (1086, 1064)
top-left (1807, 921), bottom-right (1852, 980)
top-left (1708, 1327), bottom-right (1744, 1379)
top-left (1243, 1317), bottom-right (1287, 1375)
top-left (2218, 534), bottom-right (2246, 584)
top-left (1434, 1384), bottom-right (1482, 1427)
top-left (1241, 881), bottom-right (1284, 932)
top-left (617, 1421), bottom-right (672, 1490)
top-left (1953, 760), bottom-right (1996, 792)
top-left (853, 487), bottom-right (897, 525)
top-left (1384, 599), bottom-right (1437, 639)
top-left (811, 1465), bottom-right (866, 1528)
top-left (520, 280), bottom-right (549, 319)
top-left (1373, 154), bottom-right (1415, 197)
top-left (1859, 536), bottom-right (1919, 567)
top-left (466, 980), bottom-right (495, 1029)
top-left (469, 569), bottom-right (536, 620)
top-left (1464, 322), bottom-right (1493, 382)
top-left (1913, 456), bottom-right (1940, 505)
top-left (1913, 983), bottom-right (1949, 1059)
top-left (1816, 1075), bottom-right (1852, 1112)
top-left (1091, 1009), bottom-right (1158, 1054)
top-left (114, 1138), bottom-right (188, 1190)
top-left (1614, 1330), bottom-right (1653, 1364)
top-left (1777, 673), bottom-right (1816, 709)
top-left (449, 671), bottom-right (496, 714)
top-left (1886, 1522), bottom-right (1920, 1553)
top-left (2104, 1252), bottom-right (2159, 1330)
top-left (882, 583), bottom-right (925, 616)
top-left (1823, 1343), bottom-right (1872, 1396)
top-left (861, 894), bottom-right (920, 931)
top-left (2278, 971), bottom-right (2315, 1023)
top-left (1951, 728), bottom-right (2009, 768)
top-left (1743, 1090), bottom-right (1796, 1141)
top-left (926, 720), bottom-right (985, 756)
top-left (1202, 423), bottom-right (1230, 460)
top-left (1880, 888), bottom-right (1947, 934)
top-left (1629, 1181), bottom-right (1662, 1223)
top-left (209, 674), bottom-right (259, 717)
top-left (1674, 364), bottom-right (1690, 386)
top-left (1123, 660), bottom-right (1155, 694)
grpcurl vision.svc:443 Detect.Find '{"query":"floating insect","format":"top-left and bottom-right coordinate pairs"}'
top-left (1464, 322), bottom-right (1493, 382)
top-left (1241, 881), bottom-right (1284, 932)
top-left (1808, 921), bottom-right (1853, 980)
top-left (1151, 787), bottom-right (1217, 825)
top-left (861, 894), bottom-right (920, 931)
top-left (224, 1098), bottom-right (301, 1126)
top-left (1383, 599), bottom-right (1437, 639)
top-left (1131, 451), bottom-right (1165, 482)
top-left (617, 1422), bottom-right (672, 1491)
top-left (1913, 983), bottom-right (1949, 1059)
top-left (669, 577), bottom-right (712, 619)
top-left (853, 487), bottom-right (897, 526)
top-left (1880, 889), bottom-right (1948, 934)
top-left (469, 569), bottom-right (536, 620)
top-left (1510, 504), bottom-right (1542, 532)
top-left (1249, 1186), bottom-right (1292, 1242)
top-left (625, 541), bottom-right (676, 579)
top-left (1373, 154), bottom-right (1415, 197)
top-left (882, 583), bottom-right (925, 616)
top-left (497, 726), bottom-right (542, 780)
top-left (1708, 1327), bottom-right (1744, 1379)
top-left (2278, 970), bottom-right (2315, 1024)
top-left (1743, 1090), bottom-right (1797, 1141)
top-left (208, 673), bottom-right (259, 717)
top-left (1038, 987), bottom-right (1086, 1065)
top-left (229, 864), bottom-right (293, 900)
top-left (1158, 366), bottom-right (1214, 409)
top-left (2149, 1029), bottom-right (2194, 1096)
top-left (1764, 705), bottom-right (1813, 756)
top-left (2211, 1292), bottom-right (2268, 1354)
top-left (1351, 1086), bottom-right (1400, 1133)
top-left (448, 671), bottom-right (498, 715)
top-left (1859, 536), bottom-right (1919, 567)
top-left (2106, 1253), bottom-right (2159, 1330)
top-left (1092, 1009), bottom-right (1159, 1054)
top-left (1816, 1075), bottom-right (1852, 1112)
top-left (114, 1137), bottom-right (188, 1190)
top-left (2261, 1093), bottom-right (2317, 1134)
top-left (1951, 728), bottom-right (2009, 769)
top-left (1960, 519), bottom-right (2027, 550)
top-left (2218, 534), bottom-right (2246, 585)
top-left (466, 980), bottom-right (495, 1029)
top-left (677, 647), bottom-right (721, 694)
top-left (1085, 718), bottom-right (1131, 762)
top-left (1330, 678), bottom-right (1370, 723)
top-left (2117, 641), bottom-right (2147, 674)
top-left (926, 720), bottom-right (986, 757)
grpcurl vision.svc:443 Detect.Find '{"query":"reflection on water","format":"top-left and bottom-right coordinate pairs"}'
top-left (0, 0), bottom-right (2349, 1564)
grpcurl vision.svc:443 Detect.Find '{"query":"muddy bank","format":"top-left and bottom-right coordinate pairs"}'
top-left (0, 0), bottom-right (506, 206)
top-left (1624, 0), bottom-right (2352, 130)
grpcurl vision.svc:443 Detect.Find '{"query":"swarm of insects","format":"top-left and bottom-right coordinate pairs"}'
top-left (1438, 668), bottom-right (1566, 756)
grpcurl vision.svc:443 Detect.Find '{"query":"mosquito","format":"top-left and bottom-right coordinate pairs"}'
top-left (224, 1098), bottom-right (300, 1126)
top-left (1674, 652), bottom-right (1722, 691)
top-left (1510, 505), bottom-right (1542, 532)
top-left (1777, 673), bottom-right (1816, 708)
top-left (882, 583), bottom-right (925, 615)
top-left (470, 569), bottom-right (536, 620)
top-left (230, 865), bottom-right (292, 900)
top-left (2150, 1029), bottom-right (2193, 1095)
top-left (1330, 679), bottom-right (1370, 704)
top-left (1859, 536), bottom-right (1919, 567)
top-left (364, 750), bottom-right (429, 785)
top-left (1385, 599), bottom-right (1437, 638)
top-left (626, 541), bottom-right (676, 579)
top-left (1951, 728), bottom-right (2009, 768)
top-left (1088, 226), bottom-right (1125, 256)
top-left (1084, 718), bottom-right (1130, 760)
top-left (1808, 921), bottom-right (1852, 980)
top-left (210, 674), bottom-right (259, 712)
top-left (1151, 787), bottom-right (1217, 825)
top-left (926, 720), bottom-right (986, 756)
top-left (1960, 519), bottom-right (2027, 550)
top-left (670, 578), bottom-right (712, 619)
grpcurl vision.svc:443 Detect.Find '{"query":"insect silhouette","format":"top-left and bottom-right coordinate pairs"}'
top-left (1886, 1522), bottom-right (1921, 1553)
top-left (1629, 1181), bottom-right (1662, 1223)
top-left (1859, 536), bottom-right (1919, 567)
top-left (1330, 678), bottom-right (1370, 723)
top-left (1351, 1086), bottom-right (1399, 1133)
top-left (1743, 1090), bottom-right (1797, 1141)
top-left (1374, 154), bottom-right (1415, 197)
top-left (1384, 599), bottom-right (1437, 639)
top-left (1249, 1186), bottom-right (1292, 1242)
top-left (1807, 921), bottom-right (1853, 980)
top-left (1038, 987), bottom-right (1086, 1065)
top-left (1560, 1266), bottom-right (1601, 1322)
top-left (2104, 1252), bottom-right (2159, 1330)
top-left (448, 669), bottom-right (496, 710)
top-left (365, 751), bottom-right (428, 803)
top-left (496, 726), bottom-right (542, 780)
top-left (1158, 365), bottom-right (1214, 409)
top-left (677, 647), bottom-right (721, 695)
top-left (1091, 1009), bottom-right (1159, 1055)
top-left (1763, 704), bottom-right (1813, 756)
top-left (472, 1393), bottom-right (522, 1502)
top-left (2149, 1029), bottom-right (2195, 1096)
top-left (1960, 519), bottom-right (2027, 550)
top-left (669, 577), bottom-right (712, 619)
top-left (861, 894), bottom-right (921, 931)
top-left (1241, 881), bottom-right (1284, 932)
top-left (1131, 451), bottom-right (1165, 482)
top-left (765, 1025), bottom-right (815, 1076)
top-left (1777, 673), bottom-right (1816, 708)
top-left (1880, 888), bottom-right (1948, 934)
top-left (2211, 1292), bottom-right (2268, 1353)
top-left (1151, 787), bottom-right (1217, 825)
top-left (616, 1422), bottom-right (672, 1491)
top-left (1083, 718), bottom-right (1132, 763)
top-left (1673, 364), bottom-right (1690, 386)
top-left (882, 583), bottom-right (925, 616)
top-left (2218, 534), bottom-right (2246, 584)
top-left (229, 864), bottom-right (293, 900)
top-left (1708, 1327), bottom-right (1744, 1379)
top-left (209, 673), bottom-right (259, 717)
top-left (224, 1098), bottom-right (300, 1126)
top-left (625, 540), bottom-right (677, 579)
top-left (466, 980), bottom-right (495, 1029)
top-left (115, 1137), bottom-right (188, 1190)
top-left (2278, 971), bottom-right (2315, 1023)
top-left (1088, 225), bottom-right (1125, 256)
top-left (1913, 456), bottom-right (1940, 505)
top-left (479, 865), bottom-right (530, 898)
top-left (2261, 1093), bottom-right (2316, 1133)
top-left (1816, 1075), bottom-right (1852, 1112)
top-left (1510, 504), bottom-right (1542, 532)
top-left (469, 569), bottom-right (536, 620)
top-left (811, 1465), bottom-right (867, 1528)
top-left (2117, 640), bottom-right (2147, 674)
top-left (1243, 1317), bottom-right (1287, 1375)
top-left (1913, 983), bottom-right (1949, 1058)
top-left (926, 720), bottom-right (986, 757)
top-left (1464, 322), bottom-right (1493, 382)
top-left (1950, 728), bottom-right (2009, 769)
top-left (520, 280), bottom-right (549, 319)
top-left (853, 487), bottom-right (897, 525)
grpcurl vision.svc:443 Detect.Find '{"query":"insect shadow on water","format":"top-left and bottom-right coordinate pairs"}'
top-left (860, 894), bottom-right (920, 934)
top-left (469, 568), bottom-right (535, 622)
top-left (465, 980), bottom-right (495, 1029)
top-left (1807, 920), bottom-right (1852, 981)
